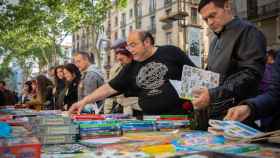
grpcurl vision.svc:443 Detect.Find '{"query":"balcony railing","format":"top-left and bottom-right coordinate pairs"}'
top-left (162, 22), bottom-right (173, 30)
top-left (149, 7), bottom-right (156, 14)
top-left (248, 1), bottom-right (280, 20)
top-left (164, 0), bottom-right (172, 8)
top-left (160, 0), bottom-right (188, 22)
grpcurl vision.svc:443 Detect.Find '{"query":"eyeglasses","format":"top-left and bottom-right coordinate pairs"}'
top-left (126, 42), bottom-right (142, 50)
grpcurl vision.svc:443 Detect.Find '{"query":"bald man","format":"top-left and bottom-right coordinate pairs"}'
top-left (69, 30), bottom-right (195, 115)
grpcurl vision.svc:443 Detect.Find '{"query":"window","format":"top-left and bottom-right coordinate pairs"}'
top-left (191, 7), bottom-right (198, 24)
top-left (136, 20), bottom-right (142, 29)
top-left (149, 0), bottom-right (156, 13)
top-left (164, 0), bottom-right (172, 8)
top-left (114, 32), bottom-right (118, 40)
top-left (135, 0), bottom-right (142, 29)
top-left (150, 15), bottom-right (156, 31)
top-left (135, 1), bottom-right (142, 17)
top-left (115, 16), bottom-right (118, 26)
top-left (166, 32), bottom-right (172, 44)
top-left (77, 42), bottom-right (80, 50)
top-left (121, 29), bottom-right (126, 38)
top-left (121, 13), bottom-right (126, 27)
top-left (129, 9), bottom-right (133, 18)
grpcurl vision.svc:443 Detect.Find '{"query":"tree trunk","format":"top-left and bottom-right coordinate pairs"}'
top-left (39, 48), bottom-right (49, 69)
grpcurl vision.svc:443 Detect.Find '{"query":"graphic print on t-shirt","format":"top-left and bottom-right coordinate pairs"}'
top-left (136, 62), bottom-right (168, 96)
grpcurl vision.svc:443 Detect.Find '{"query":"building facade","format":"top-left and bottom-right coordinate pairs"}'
top-left (234, 0), bottom-right (280, 50)
top-left (102, 0), bottom-right (210, 72)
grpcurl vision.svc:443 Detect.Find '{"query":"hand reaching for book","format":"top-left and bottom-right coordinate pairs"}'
top-left (224, 105), bottom-right (251, 121)
top-left (191, 87), bottom-right (210, 109)
top-left (68, 100), bottom-right (87, 115)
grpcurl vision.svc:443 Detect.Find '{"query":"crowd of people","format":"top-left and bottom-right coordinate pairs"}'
top-left (1, 0), bottom-right (280, 132)
top-left (0, 53), bottom-right (105, 114)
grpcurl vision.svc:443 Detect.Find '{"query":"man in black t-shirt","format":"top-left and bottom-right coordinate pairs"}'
top-left (69, 30), bottom-right (195, 115)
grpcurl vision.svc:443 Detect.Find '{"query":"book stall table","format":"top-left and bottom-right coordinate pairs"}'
top-left (0, 107), bottom-right (280, 158)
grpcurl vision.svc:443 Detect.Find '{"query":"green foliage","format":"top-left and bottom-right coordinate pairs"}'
top-left (0, 0), bottom-right (127, 75)
top-left (0, 61), bottom-right (12, 80)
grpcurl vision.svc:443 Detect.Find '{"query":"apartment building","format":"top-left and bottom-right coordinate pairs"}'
top-left (103, 0), bottom-right (210, 70)
top-left (234, 0), bottom-right (280, 50)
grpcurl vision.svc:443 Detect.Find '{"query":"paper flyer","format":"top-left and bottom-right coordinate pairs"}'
top-left (180, 65), bottom-right (220, 100)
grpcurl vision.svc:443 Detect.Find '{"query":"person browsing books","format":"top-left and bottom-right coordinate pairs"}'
top-left (225, 50), bottom-right (280, 131)
top-left (69, 30), bottom-right (195, 115)
top-left (191, 0), bottom-right (267, 130)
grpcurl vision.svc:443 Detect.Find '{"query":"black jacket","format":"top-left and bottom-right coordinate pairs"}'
top-left (244, 51), bottom-right (280, 131)
top-left (64, 81), bottom-right (78, 110)
top-left (207, 18), bottom-right (267, 119)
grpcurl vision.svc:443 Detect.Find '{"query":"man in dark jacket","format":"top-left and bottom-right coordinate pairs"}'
top-left (225, 50), bottom-right (280, 131)
top-left (191, 0), bottom-right (267, 130)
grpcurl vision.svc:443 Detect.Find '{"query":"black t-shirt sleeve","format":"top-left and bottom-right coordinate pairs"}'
top-left (108, 64), bottom-right (131, 93)
top-left (164, 45), bottom-right (196, 67)
top-left (175, 46), bottom-right (196, 67)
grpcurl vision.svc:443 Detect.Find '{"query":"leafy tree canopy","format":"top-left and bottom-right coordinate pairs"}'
top-left (0, 0), bottom-right (127, 79)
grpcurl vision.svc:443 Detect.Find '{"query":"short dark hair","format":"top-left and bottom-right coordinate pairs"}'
top-left (116, 48), bottom-right (133, 58)
top-left (74, 51), bottom-right (94, 63)
top-left (198, 0), bottom-right (227, 12)
top-left (24, 81), bottom-right (33, 93)
top-left (139, 31), bottom-right (155, 45)
top-left (0, 80), bottom-right (6, 86)
top-left (64, 63), bottom-right (81, 80)
top-left (267, 49), bottom-right (277, 59)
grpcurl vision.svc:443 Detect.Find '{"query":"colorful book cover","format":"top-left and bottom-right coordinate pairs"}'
top-left (180, 65), bottom-right (219, 101)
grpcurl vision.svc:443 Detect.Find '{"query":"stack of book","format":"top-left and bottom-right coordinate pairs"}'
top-left (30, 115), bottom-right (78, 145)
top-left (79, 120), bottom-right (122, 140)
top-left (120, 120), bottom-right (157, 133)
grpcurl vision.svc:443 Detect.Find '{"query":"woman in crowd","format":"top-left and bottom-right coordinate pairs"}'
top-left (225, 50), bottom-right (280, 131)
top-left (53, 65), bottom-right (66, 109)
top-left (23, 75), bottom-right (54, 110)
top-left (103, 39), bottom-right (142, 116)
top-left (19, 81), bottom-right (33, 104)
top-left (259, 49), bottom-right (277, 94)
top-left (63, 63), bottom-right (81, 110)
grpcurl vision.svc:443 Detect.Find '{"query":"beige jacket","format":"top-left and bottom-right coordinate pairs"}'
top-left (104, 63), bottom-right (141, 115)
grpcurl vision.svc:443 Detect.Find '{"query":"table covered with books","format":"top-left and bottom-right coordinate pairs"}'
top-left (1, 106), bottom-right (280, 158)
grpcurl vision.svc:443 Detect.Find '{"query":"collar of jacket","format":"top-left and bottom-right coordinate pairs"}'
top-left (81, 64), bottom-right (93, 79)
top-left (214, 17), bottom-right (239, 37)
